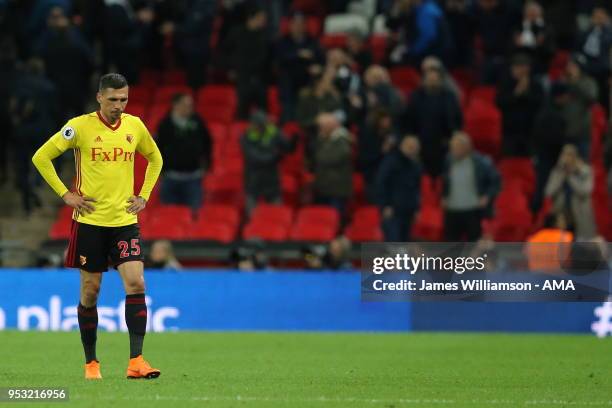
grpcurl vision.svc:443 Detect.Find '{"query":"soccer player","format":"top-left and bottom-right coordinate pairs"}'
top-left (32, 73), bottom-right (163, 380)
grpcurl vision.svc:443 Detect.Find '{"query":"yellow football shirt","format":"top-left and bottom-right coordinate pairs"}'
top-left (41, 111), bottom-right (163, 227)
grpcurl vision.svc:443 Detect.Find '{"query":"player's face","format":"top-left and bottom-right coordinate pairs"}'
top-left (97, 86), bottom-right (129, 123)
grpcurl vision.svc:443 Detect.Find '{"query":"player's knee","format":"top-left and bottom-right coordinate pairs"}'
top-left (82, 280), bottom-right (101, 300)
top-left (125, 279), bottom-right (145, 294)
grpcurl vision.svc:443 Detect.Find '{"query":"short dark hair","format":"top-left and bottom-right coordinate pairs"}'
top-left (171, 92), bottom-right (190, 106)
top-left (99, 73), bottom-right (128, 92)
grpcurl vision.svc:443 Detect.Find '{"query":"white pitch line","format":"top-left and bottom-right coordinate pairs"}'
top-left (70, 394), bottom-right (612, 406)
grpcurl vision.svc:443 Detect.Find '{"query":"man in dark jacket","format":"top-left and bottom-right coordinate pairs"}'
top-left (276, 12), bottom-right (323, 123)
top-left (157, 93), bottom-right (212, 212)
top-left (228, 8), bottom-right (270, 119)
top-left (241, 111), bottom-right (294, 215)
top-left (442, 132), bottom-right (500, 241)
top-left (376, 135), bottom-right (422, 242)
top-left (531, 81), bottom-right (569, 213)
top-left (495, 53), bottom-right (544, 157)
top-left (575, 6), bottom-right (612, 109)
top-left (34, 6), bottom-right (94, 122)
top-left (403, 66), bottom-right (463, 177)
top-left (313, 113), bottom-right (353, 218)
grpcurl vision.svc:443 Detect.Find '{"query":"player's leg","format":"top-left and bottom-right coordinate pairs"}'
top-left (117, 261), bottom-right (160, 379)
top-left (110, 224), bottom-right (159, 379)
top-left (79, 270), bottom-right (102, 359)
top-left (117, 260), bottom-right (147, 358)
top-left (66, 221), bottom-right (108, 379)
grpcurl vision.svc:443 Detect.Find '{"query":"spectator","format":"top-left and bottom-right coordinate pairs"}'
top-left (357, 109), bottom-right (399, 203)
top-left (313, 113), bottom-right (353, 218)
top-left (442, 132), bottom-right (500, 241)
top-left (376, 135), bottom-right (422, 241)
top-left (525, 212), bottom-right (573, 273)
top-left (545, 144), bottom-right (597, 240)
top-left (229, 241), bottom-right (270, 271)
top-left (575, 5), bottom-right (612, 109)
top-left (301, 237), bottom-right (353, 270)
top-left (241, 111), bottom-right (294, 215)
top-left (345, 29), bottom-right (373, 74)
top-left (403, 65), bottom-right (463, 177)
top-left (472, 0), bottom-right (522, 84)
top-left (327, 48), bottom-right (366, 126)
top-left (102, 0), bottom-right (154, 84)
top-left (159, 0), bottom-right (217, 88)
top-left (363, 65), bottom-right (404, 123)
top-left (296, 69), bottom-right (344, 163)
top-left (157, 93), bottom-right (212, 212)
top-left (387, 0), bottom-right (450, 66)
top-left (531, 82), bottom-right (570, 212)
top-left (605, 126), bottom-right (612, 198)
top-left (511, 1), bottom-right (555, 76)
top-left (34, 6), bottom-right (94, 122)
top-left (276, 12), bottom-right (324, 123)
top-left (146, 240), bottom-right (182, 270)
top-left (444, 0), bottom-right (475, 68)
top-left (421, 55), bottom-right (462, 101)
top-left (10, 58), bottom-right (57, 215)
top-left (563, 53), bottom-right (598, 159)
top-left (496, 53), bottom-right (544, 157)
top-left (227, 7), bottom-right (270, 119)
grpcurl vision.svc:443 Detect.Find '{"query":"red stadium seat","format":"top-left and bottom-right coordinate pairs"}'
top-left (140, 222), bottom-right (187, 240)
top-left (281, 174), bottom-right (299, 207)
top-left (369, 35), bottom-right (388, 64)
top-left (498, 158), bottom-right (536, 198)
top-left (294, 206), bottom-right (340, 230)
top-left (464, 100), bottom-right (502, 157)
top-left (250, 204), bottom-right (294, 227)
top-left (321, 34), bottom-right (347, 49)
top-left (290, 223), bottom-right (336, 242)
top-left (411, 207), bottom-right (444, 241)
top-left (344, 224), bottom-right (383, 242)
top-left (197, 85), bottom-right (237, 108)
top-left (198, 204), bottom-right (240, 227)
top-left (389, 67), bottom-right (420, 94)
top-left (154, 85), bottom-right (193, 105)
top-left (162, 69), bottom-right (187, 86)
top-left (268, 86), bottom-right (280, 118)
top-left (189, 221), bottom-right (236, 243)
top-left (196, 104), bottom-right (235, 124)
top-left (49, 218), bottom-right (71, 240)
top-left (204, 173), bottom-right (244, 207)
top-left (148, 205), bottom-right (193, 225)
top-left (469, 86), bottom-right (497, 104)
top-left (146, 104), bottom-right (170, 133)
top-left (124, 103), bottom-right (147, 119)
top-left (351, 206), bottom-right (381, 228)
top-left (128, 85), bottom-right (153, 104)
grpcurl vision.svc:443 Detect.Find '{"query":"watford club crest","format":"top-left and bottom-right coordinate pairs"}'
top-left (126, 134), bottom-right (133, 144)
top-left (80, 255), bottom-right (87, 266)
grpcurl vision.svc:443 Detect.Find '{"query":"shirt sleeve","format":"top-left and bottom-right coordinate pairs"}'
top-left (31, 120), bottom-right (79, 198)
top-left (135, 118), bottom-right (163, 201)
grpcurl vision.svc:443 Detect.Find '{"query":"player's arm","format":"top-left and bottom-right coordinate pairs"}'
top-left (128, 120), bottom-right (163, 214)
top-left (32, 125), bottom-right (96, 213)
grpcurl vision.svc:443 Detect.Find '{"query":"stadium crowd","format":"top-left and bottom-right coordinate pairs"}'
top-left (2, 0), bottom-right (612, 263)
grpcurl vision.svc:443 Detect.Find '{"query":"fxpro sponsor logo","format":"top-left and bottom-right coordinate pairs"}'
top-left (0, 295), bottom-right (179, 332)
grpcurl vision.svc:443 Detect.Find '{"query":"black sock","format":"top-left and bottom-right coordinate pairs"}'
top-left (77, 303), bottom-right (98, 363)
top-left (125, 293), bottom-right (147, 359)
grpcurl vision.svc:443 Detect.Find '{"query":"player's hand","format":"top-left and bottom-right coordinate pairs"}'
top-left (126, 195), bottom-right (147, 214)
top-left (63, 192), bottom-right (96, 214)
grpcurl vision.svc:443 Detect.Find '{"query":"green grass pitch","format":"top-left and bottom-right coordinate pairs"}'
top-left (0, 331), bottom-right (611, 407)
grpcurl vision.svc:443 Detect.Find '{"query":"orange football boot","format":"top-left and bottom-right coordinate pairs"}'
top-left (85, 360), bottom-right (102, 379)
top-left (126, 355), bottom-right (160, 379)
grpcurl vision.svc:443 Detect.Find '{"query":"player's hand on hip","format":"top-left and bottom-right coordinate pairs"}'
top-left (62, 192), bottom-right (96, 214)
top-left (126, 195), bottom-right (146, 214)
